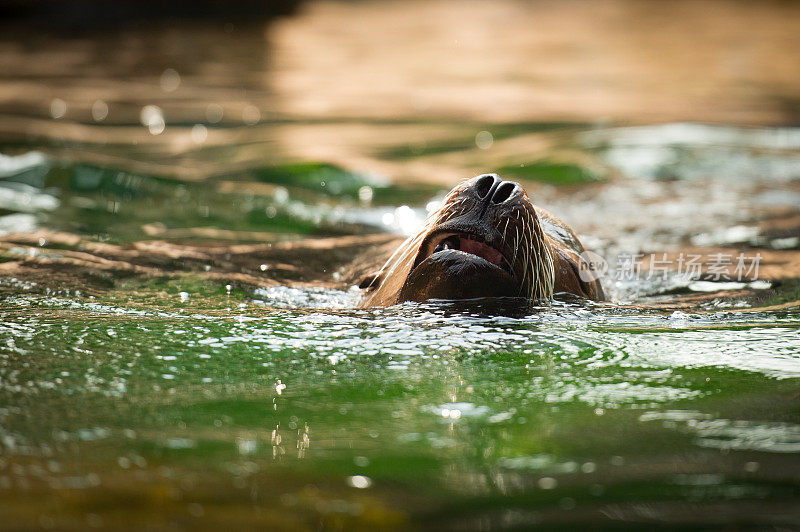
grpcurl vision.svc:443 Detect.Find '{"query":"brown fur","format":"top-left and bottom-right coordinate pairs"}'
top-left (356, 177), bottom-right (605, 307)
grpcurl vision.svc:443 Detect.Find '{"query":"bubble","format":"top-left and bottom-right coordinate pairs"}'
top-left (242, 105), bottom-right (261, 125)
top-left (206, 104), bottom-right (224, 124)
top-left (50, 98), bottom-right (66, 119)
top-left (190, 124), bottom-right (208, 144)
top-left (237, 438), bottom-right (257, 455)
top-left (475, 130), bottom-right (494, 150)
top-left (346, 475), bottom-right (372, 489)
top-left (358, 186), bottom-right (373, 204)
top-left (537, 477), bottom-right (557, 489)
top-left (743, 461), bottom-right (760, 473)
top-left (160, 68), bottom-right (181, 92)
top-left (140, 105), bottom-right (165, 135)
top-left (91, 100), bottom-right (108, 122)
top-left (273, 187), bottom-right (289, 204)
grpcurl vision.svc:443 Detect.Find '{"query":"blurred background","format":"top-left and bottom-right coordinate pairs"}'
top-left (0, 2), bottom-right (798, 180)
top-left (1, 0), bottom-right (798, 178)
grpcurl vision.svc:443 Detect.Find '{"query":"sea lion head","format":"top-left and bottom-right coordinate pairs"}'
top-left (359, 174), bottom-right (555, 306)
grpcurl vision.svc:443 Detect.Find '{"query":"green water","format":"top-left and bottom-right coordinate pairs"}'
top-left (1, 122), bottom-right (800, 529)
top-left (1, 291), bottom-right (799, 529)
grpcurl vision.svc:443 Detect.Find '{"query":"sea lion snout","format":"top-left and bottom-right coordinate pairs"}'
top-left (471, 173), bottom-right (523, 206)
top-left (427, 174), bottom-right (527, 239)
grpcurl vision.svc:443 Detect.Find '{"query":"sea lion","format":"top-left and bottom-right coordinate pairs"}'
top-left (358, 173), bottom-right (605, 306)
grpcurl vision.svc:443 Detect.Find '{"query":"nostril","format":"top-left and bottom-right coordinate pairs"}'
top-left (474, 174), bottom-right (495, 198)
top-left (491, 181), bottom-right (517, 203)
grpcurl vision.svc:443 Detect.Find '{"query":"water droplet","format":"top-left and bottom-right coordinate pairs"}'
top-left (346, 475), bottom-right (372, 489)
top-left (743, 461), bottom-right (760, 473)
top-left (358, 186), bottom-right (373, 203)
top-left (242, 105), bottom-right (261, 125)
top-left (140, 105), bottom-right (165, 135)
top-left (160, 68), bottom-right (181, 92)
top-left (50, 98), bottom-right (66, 119)
top-left (190, 124), bottom-right (208, 144)
top-left (475, 130), bottom-right (494, 150)
top-left (273, 187), bottom-right (289, 204)
top-left (206, 103), bottom-right (224, 123)
top-left (237, 438), bottom-right (257, 455)
top-left (538, 477), bottom-right (557, 489)
top-left (91, 100), bottom-right (108, 122)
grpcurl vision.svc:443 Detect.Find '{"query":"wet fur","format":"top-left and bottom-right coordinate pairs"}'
top-left (359, 178), bottom-right (604, 307)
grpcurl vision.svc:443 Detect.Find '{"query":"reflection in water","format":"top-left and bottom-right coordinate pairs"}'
top-left (640, 411), bottom-right (800, 454)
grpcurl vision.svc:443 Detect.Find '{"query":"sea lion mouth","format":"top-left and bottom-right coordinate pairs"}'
top-left (398, 230), bottom-right (518, 303)
top-left (415, 231), bottom-right (512, 275)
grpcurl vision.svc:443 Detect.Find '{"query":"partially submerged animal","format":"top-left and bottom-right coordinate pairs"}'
top-left (358, 174), bottom-right (605, 306)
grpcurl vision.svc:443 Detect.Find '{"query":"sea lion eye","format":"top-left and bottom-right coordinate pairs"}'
top-left (434, 236), bottom-right (459, 252)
